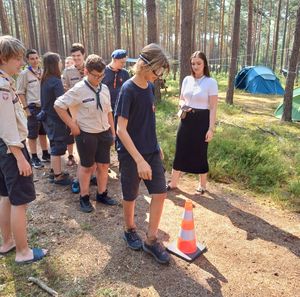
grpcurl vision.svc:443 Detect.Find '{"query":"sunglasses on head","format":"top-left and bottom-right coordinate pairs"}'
top-left (139, 54), bottom-right (165, 78)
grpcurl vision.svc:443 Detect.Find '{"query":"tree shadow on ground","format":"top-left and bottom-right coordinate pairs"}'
top-left (168, 188), bottom-right (300, 258)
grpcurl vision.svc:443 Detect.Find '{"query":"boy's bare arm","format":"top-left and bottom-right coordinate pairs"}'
top-left (107, 112), bottom-right (116, 137)
top-left (9, 146), bottom-right (32, 176)
top-left (54, 106), bottom-right (80, 136)
top-left (117, 116), bottom-right (152, 180)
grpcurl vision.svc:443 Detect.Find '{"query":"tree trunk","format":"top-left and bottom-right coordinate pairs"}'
top-left (280, 0), bottom-right (289, 71)
top-left (146, 0), bottom-right (157, 44)
top-left (282, 4), bottom-right (300, 121)
top-left (265, 1), bottom-right (273, 67)
top-left (173, 0), bottom-right (179, 80)
top-left (246, 0), bottom-right (253, 65)
top-left (272, 0), bottom-right (282, 71)
top-left (226, 0), bottom-right (241, 105)
top-left (130, 0), bottom-right (135, 57)
top-left (179, 0), bottom-right (194, 89)
top-left (24, 0), bottom-right (36, 48)
top-left (46, 0), bottom-right (59, 52)
top-left (115, 0), bottom-right (121, 48)
top-left (0, 0), bottom-right (9, 34)
top-left (93, 0), bottom-right (99, 54)
top-left (11, 0), bottom-right (20, 39)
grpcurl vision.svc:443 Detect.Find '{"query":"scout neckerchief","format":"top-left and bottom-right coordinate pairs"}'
top-left (84, 79), bottom-right (103, 111)
top-left (75, 64), bottom-right (85, 79)
top-left (108, 65), bottom-right (119, 89)
top-left (0, 70), bottom-right (20, 104)
top-left (28, 66), bottom-right (42, 80)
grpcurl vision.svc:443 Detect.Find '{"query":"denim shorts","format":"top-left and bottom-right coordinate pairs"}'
top-left (0, 140), bottom-right (36, 205)
top-left (119, 152), bottom-right (166, 201)
top-left (75, 129), bottom-right (112, 168)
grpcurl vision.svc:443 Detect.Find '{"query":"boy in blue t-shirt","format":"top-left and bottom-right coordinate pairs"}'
top-left (102, 49), bottom-right (130, 113)
top-left (115, 43), bottom-right (170, 264)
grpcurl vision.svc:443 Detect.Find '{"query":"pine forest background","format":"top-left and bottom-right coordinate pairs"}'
top-left (0, 0), bottom-right (299, 75)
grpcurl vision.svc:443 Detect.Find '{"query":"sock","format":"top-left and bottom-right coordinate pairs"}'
top-left (32, 153), bottom-right (38, 159)
top-left (42, 150), bottom-right (49, 156)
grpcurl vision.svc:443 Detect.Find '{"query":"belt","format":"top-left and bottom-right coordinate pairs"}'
top-left (190, 108), bottom-right (208, 113)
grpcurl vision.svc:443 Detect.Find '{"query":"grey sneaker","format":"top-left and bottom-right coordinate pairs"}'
top-left (143, 239), bottom-right (170, 264)
top-left (123, 229), bottom-right (143, 250)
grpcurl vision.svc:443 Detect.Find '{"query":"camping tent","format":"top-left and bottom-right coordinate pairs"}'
top-left (274, 87), bottom-right (300, 121)
top-left (235, 66), bottom-right (284, 95)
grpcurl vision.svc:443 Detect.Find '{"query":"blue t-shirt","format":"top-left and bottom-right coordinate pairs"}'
top-left (115, 79), bottom-right (159, 157)
top-left (102, 66), bottom-right (130, 111)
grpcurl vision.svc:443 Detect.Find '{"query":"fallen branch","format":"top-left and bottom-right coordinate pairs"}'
top-left (28, 277), bottom-right (58, 296)
top-left (256, 126), bottom-right (278, 136)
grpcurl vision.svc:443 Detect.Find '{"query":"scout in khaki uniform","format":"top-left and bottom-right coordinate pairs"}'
top-left (0, 35), bottom-right (47, 264)
top-left (16, 49), bottom-right (50, 169)
top-left (55, 54), bottom-right (117, 213)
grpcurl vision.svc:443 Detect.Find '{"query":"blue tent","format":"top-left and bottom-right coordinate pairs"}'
top-left (235, 66), bottom-right (284, 95)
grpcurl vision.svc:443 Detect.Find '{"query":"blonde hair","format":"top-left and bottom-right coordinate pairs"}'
top-left (0, 35), bottom-right (25, 65)
top-left (133, 43), bottom-right (169, 75)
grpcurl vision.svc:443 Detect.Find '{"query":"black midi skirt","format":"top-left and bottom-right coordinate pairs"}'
top-left (173, 109), bottom-right (209, 174)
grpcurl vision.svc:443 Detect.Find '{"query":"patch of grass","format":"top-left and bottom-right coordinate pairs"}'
top-left (80, 222), bottom-right (92, 231)
top-left (96, 288), bottom-right (119, 297)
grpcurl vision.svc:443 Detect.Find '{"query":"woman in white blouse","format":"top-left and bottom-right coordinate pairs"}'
top-left (167, 51), bottom-right (218, 193)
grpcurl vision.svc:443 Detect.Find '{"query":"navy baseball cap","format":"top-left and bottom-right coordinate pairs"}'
top-left (111, 49), bottom-right (127, 59)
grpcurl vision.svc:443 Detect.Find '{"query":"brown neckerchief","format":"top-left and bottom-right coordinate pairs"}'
top-left (75, 64), bottom-right (85, 79)
top-left (28, 66), bottom-right (42, 80)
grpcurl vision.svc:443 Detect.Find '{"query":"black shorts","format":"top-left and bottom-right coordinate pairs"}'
top-left (27, 104), bottom-right (46, 139)
top-left (75, 129), bottom-right (113, 168)
top-left (119, 152), bottom-right (166, 201)
top-left (0, 140), bottom-right (36, 206)
top-left (49, 140), bottom-right (67, 156)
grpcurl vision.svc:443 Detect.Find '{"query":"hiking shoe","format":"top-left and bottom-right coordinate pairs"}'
top-left (96, 190), bottom-right (117, 205)
top-left (143, 239), bottom-right (170, 264)
top-left (67, 155), bottom-right (76, 166)
top-left (80, 195), bottom-right (94, 213)
top-left (71, 179), bottom-right (80, 194)
top-left (41, 153), bottom-right (51, 163)
top-left (90, 175), bottom-right (97, 186)
top-left (123, 229), bottom-right (143, 250)
top-left (54, 173), bottom-right (71, 185)
top-left (31, 157), bottom-right (44, 169)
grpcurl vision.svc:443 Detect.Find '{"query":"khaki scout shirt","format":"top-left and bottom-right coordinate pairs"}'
top-left (55, 80), bottom-right (112, 134)
top-left (0, 72), bottom-right (27, 150)
top-left (16, 67), bottom-right (42, 105)
top-left (62, 65), bottom-right (84, 90)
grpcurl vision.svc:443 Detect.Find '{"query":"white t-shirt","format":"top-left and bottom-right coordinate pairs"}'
top-left (181, 75), bottom-right (218, 109)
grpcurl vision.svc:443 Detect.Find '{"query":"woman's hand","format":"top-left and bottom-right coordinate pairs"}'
top-left (205, 129), bottom-right (214, 142)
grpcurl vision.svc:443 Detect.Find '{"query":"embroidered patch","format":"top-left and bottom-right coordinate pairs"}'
top-left (71, 77), bottom-right (80, 81)
top-left (1, 92), bottom-right (9, 100)
top-left (28, 79), bottom-right (38, 83)
top-left (0, 87), bottom-right (10, 93)
top-left (82, 98), bottom-right (95, 103)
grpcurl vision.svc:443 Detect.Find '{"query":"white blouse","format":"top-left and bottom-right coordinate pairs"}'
top-left (181, 75), bottom-right (218, 109)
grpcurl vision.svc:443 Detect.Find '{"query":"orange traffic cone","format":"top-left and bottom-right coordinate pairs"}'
top-left (167, 199), bottom-right (206, 262)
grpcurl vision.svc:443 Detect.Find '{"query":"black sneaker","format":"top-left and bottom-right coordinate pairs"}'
top-left (41, 153), bottom-right (51, 163)
top-left (123, 229), bottom-right (143, 250)
top-left (90, 175), bottom-right (97, 186)
top-left (54, 173), bottom-right (71, 185)
top-left (79, 195), bottom-right (94, 213)
top-left (143, 239), bottom-right (170, 264)
top-left (31, 157), bottom-right (44, 169)
top-left (96, 190), bottom-right (117, 205)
